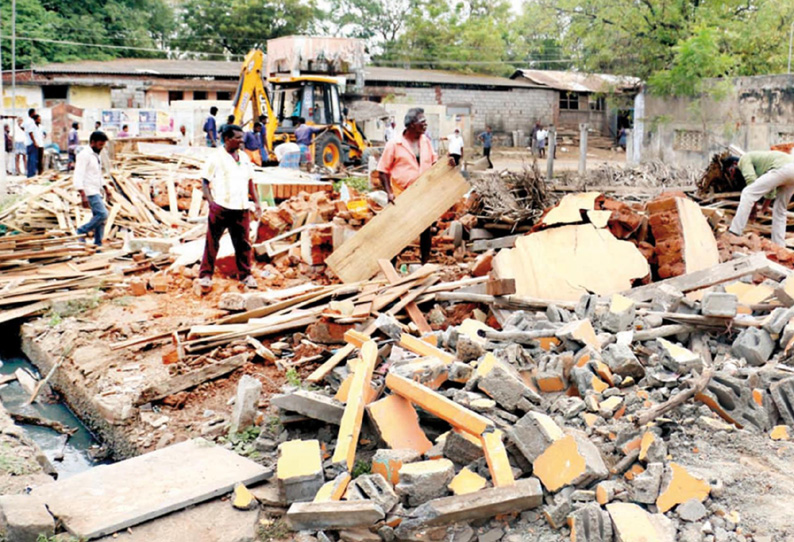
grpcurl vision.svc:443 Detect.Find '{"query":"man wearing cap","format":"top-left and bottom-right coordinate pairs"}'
top-left (446, 128), bottom-right (464, 166)
top-left (725, 151), bottom-right (794, 246)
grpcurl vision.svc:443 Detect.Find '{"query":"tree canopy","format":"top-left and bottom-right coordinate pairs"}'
top-left (3, 0), bottom-right (794, 97)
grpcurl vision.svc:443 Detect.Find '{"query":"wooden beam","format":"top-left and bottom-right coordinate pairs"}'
top-left (326, 161), bottom-right (468, 282)
top-left (377, 259), bottom-right (432, 333)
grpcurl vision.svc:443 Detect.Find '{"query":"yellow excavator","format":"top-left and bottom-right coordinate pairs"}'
top-left (230, 49), bottom-right (369, 170)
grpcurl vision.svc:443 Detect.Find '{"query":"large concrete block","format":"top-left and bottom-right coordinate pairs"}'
top-left (277, 440), bottom-right (325, 504)
top-left (568, 503), bottom-right (613, 542)
top-left (532, 431), bottom-right (608, 492)
top-left (700, 292), bottom-right (738, 318)
top-left (507, 411), bottom-right (564, 464)
top-left (395, 459), bottom-right (455, 506)
top-left (0, 495), bottom-right (54, 542)
top-left (770, 377), bottom-right (794, 426)
top-left (230, 375), bottom-right (262, 433)
top-left (695, 373), bottom-right (770, 431)
top-left (731, 327), bottom-right (775, 366)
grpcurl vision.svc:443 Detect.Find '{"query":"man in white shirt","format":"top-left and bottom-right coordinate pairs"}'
top-left (73, 131), bottom-right (111, 247)
top-left (446, 128), bottom-right (464, 165)
top-left (198, 124), bottom-right (262, 292)
top-left (22, 108), bottom-right (40, 177)
top-left (536, 127), bottom-right (548, 159)
top-left (177, 125), bottom-right (192, 147)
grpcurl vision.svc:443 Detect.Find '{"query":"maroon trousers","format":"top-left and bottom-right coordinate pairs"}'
top-left (199, 202), bottom-right (252, 279)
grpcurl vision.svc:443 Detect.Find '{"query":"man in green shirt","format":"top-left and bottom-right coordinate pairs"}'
top-left (726, 151), bottom-right (794, 246)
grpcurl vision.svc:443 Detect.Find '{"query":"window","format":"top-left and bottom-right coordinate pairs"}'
top-left (193, 90), bottom-right (208, 101)
top-left (217, 91), bottom-right (232, 101)
top-left (168, 91), bottom-right (184, 103)
top-left (43, 85), bottom-right (68, 100)
top-left (673, 130), bottom-right (705, 151)
top-left (589, 96), bottom-right (606, 111)
top-left (560, 92), bottom-right (579, 110)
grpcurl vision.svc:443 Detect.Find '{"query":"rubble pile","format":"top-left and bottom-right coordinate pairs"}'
top-left (560, 161), bottom-right (702, 190)
top-left (238, 245), bottom-right (794, 541)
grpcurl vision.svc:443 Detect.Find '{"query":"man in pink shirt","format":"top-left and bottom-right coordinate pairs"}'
top-left (377, 108), bottom-right (454, 263)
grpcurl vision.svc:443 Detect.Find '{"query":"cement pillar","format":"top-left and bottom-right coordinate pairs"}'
top-left (546, 127), bottom-right (556, 182)
top-left (578, 123), bottom-right (588, 176)
top-left (626, 129), bottom-right (636, 166)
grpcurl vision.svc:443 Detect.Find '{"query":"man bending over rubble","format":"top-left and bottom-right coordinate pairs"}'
top-left (198, 124), bottom-right (262, 292)
top-left (725, 151), bottom-right (794, 246)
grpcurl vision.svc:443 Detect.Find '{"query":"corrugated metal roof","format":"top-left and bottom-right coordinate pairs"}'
top-left (510, 69), bottom-right (641, 93)
top-left (33, 58), bottom-right (241, 79)
top-left (351, 67), bottom-right (544, 89)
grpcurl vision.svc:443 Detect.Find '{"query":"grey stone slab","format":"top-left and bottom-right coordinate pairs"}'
top-left (32, 438), bottom-right (270, 540)
top-left (271, 390), bottom-right (345, 425)
top-left (95, 498), bottom-right (259, 542)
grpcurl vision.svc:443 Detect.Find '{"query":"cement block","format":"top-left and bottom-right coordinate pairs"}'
top-left (607, 502), bottom-right (675, 542)
top-left (602, 343), bottom-right (645, 380)
top-left (763, 307), bottom-right (794, 338)
top-left (277, 440), bottom-right (325, 504)
top-left (770, 377), bottom-right (794, 427)
top-left (507, 411), bottom-right (564, 463)
top-left (731, 327), bottom-right (775, 366)
top-left (700, 292), bottom-right (738, 318)
top-left (696, 373), bottom-right (770, 431)
top-left (568, 503), bottom-right (613, 542)
top-left (230, 375), bottom-right (262, 433)
top-left (286, 501), bottom-right (385, 531)
top-left (272, 390), bottom-right (345, 425)
top-left (371, 449), bottom-right (422, 486)
top-left (657, 338), bottom-right (702, 373)
top-left (677, 498), bottom-right (707, 522)
top-left (603, 294), bottom-right (636, 333)
top-left (448, 362), bottom-right (474, 384)
top-left (477, 361), bottom-right (540, 411)
top-left (396, 459), bottom-right (455, 506)
top-left (650, 284), bottom-right (683, 312)
top-left (630, 462), bottom-right (663, 504)
top-left (442, 430), bottom-right (484, 465)
top-left (656, 462), bottom-right (710, 513)
top-left (0, 495), bottom-right (54, 542)
top-left (394, 478), bottom-right (542, 535)
top-left (532, 431), bottom-right (608, 492)
top-left (353, 474), bottom-right (399, 513)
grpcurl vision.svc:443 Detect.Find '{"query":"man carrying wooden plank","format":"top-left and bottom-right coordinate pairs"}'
top-left (73, 131), bottom-right (111, 248)
top-left (378, 108), bottom-right (454, 263)
top-left (198, 125), bottom-right (262, 292)
top-left (724, 152), bottom-right (794, 246)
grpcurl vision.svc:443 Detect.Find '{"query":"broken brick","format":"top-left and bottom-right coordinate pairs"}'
top-left (277, 439), bottom-right (325, 504)
top-left (481, 429), bottom-right (515, 487)
top-left (655, 462), bottom-right (710, 513)
top-left (371, 449), bottom-right (422, 486)
top-left (606, 502), bottom-right (676, 542)
top-left (507, 411), bottom-right (564, 464)
top-left (448, 467), bottom-right (487, 496)
top-left (396, 459), bottom-right (455, 506)
top-left (367, 394), bottom-right (433, 455)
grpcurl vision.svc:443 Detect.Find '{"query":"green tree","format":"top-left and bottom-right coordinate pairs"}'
top-left (328, 0), bottom-right (411, 53)
top-left (177, 0), bottom-right (319, 57)
top-left (1, 0), bottom-right (176, 70)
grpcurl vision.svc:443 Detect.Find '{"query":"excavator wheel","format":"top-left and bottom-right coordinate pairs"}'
top-left (315, 133), bottom-right (343, 171)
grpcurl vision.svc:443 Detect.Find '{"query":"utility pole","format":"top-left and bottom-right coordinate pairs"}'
top-left (578, 123), bottom-right (588, 176)
top-left (545, 126), bottom-right (556, 182)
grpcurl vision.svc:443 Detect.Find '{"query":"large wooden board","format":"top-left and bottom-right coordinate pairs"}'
top-left (326, 161), bottom-right (469, 283)
top-left (493, 223), bottom-right (650, 302)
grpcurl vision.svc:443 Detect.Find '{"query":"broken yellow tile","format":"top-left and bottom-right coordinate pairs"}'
top-left (448, 467), bottom-right (487, 495)
top-left (771, 425), bottom-right (790, 441)
top-left (656, 463), bottom-right (710, 513)
top-left (481, 429), bottom-right (515, 487)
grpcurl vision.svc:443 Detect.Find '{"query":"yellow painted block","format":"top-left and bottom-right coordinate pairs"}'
top-left (475, 352), bottom-right (499, 378)
top-left (277, 439), bottom-right (322, 481)
top-left (399, 333), bottom-right (454, 364)
top-left (314, 473), bottom-right (351, 502)
top-left (771, 425), bottom-right (790, 441)
top-left (481, 429), bottom-right (515, 487)
top-left (458, 318), bottom-right (493, 345)
top-left (448, 467), bottom-right (487, 495)
top-left (368, 394), bottom-right (433, 454)
top-left (656, 463), bottom-right (710, 513)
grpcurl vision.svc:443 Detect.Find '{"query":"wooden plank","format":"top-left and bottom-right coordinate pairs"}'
top-left (377, 259), bottom-right (432, 333)
top-left (136, 354), bottom-right (248, 405)
top-left (0, 301), bottom-right (51, 325)
top-left (326, 161), bottom-right (468, 283)
top-left (103, 202), bottom-right (122, 238)
top-left (188, 188), bottom-right (203, 219)
top-left (305, 321), bottom-right (378, 384)
top-left (623, 253), bottom-right (775, 302)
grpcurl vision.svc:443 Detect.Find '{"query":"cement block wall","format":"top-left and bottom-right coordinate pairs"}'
top-left (637, 74), bottom-right (794, 167)
top-left (362, 85), bottom-right (558, 144)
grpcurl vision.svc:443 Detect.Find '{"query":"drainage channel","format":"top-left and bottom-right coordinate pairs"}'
top-left (0, 341), bottom-right (104, 478)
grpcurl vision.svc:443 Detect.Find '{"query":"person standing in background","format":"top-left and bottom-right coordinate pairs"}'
top-left (177, 125), bottom-right (192, 147)
top-left (24, 109), bottom-right (39, 177)
top-left (14, 117), bottom-right (27, 175)
top-left (384, 121), bottom-right (395, 142)
top-left (73, 131), bottom-right (111, 247)
top-left (68, 123), bottom-right (80, 170)
top-left (477, 125), bottom-right (493, 169)
top-left (117, 124), bottom-right (130, 138)
top-left (4, 124), bottom-right (13, 175)
top-left (34, 115), bottom-right (45, 175)
top-left (204, 107), bottom-right (218, 147)
top-left (446, 128), bottom-right (464, 166)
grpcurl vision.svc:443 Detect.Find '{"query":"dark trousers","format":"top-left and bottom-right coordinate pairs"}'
top-left (483, 146), bottom-right (493, 169)
top-left (200, 203), bottom-right (252, 279)
top-left (450, 153), bottom-right (461, 166)
top-left (26, 144), bottom-right (38, 177)
top-left (420, 228), bottom-right (432, 264)
top-left (77, 194), bottom-right (108, 246)
top-left (37, 147), bottom-right (44, 174)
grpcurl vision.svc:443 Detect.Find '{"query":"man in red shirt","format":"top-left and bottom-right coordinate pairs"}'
top-left (377, 108), bottom-right (454, 264)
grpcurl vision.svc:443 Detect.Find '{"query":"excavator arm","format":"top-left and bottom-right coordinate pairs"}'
top-left (231, 49), bottom-right (278, 159)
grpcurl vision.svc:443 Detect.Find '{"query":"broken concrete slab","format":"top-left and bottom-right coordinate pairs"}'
top-left (448, 467), bottom-right (487, 496)
top-left (532, 431), bottom-right (608, 492)
top-left (95, 497), bottom-right (259, 542)
top-left (272, 390), bottom-right (345, 425)
top-left (442, 429), bottom-right (484, 465)
top-left (476, 356), bottom-right (540, 411)
top-left (31, 438), bottom-right (270, 540)
top-left (606, 502), bottom-right (675, 542)
top-left (367, 394), bottom-right (433, 455)
top-left (277, 439), bottom-right (325, 504)
top-left (657, 338), bottom-right (702, 373)
top-left (696, 373), bottom-right (770, 431)
top-left (701, 292), bottom-right (738, 318)
top-left (603, 294), bottom-right (636, 333)
top-left (354, 474), bottom-right (399, 513)
top-left (602, 343), bottom-right (645, 380)
top-left (630, 462), bottom-right (663, 504)
top-left (770, 377), bottom-right (794, 427)
top-left (395, 477), bottom-right (542, 534)
top-left (0, 494), bottom-right (54, 542)
top-left (286, 501), bottom-right (385, 531)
